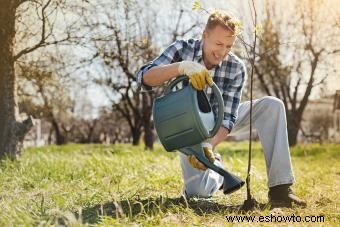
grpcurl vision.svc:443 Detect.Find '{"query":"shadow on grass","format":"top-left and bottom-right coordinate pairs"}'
top-left (79, 195), bottom-right (268, 224)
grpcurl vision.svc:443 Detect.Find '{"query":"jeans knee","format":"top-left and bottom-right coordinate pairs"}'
top-left (262, 96), bottom-right (285, 112)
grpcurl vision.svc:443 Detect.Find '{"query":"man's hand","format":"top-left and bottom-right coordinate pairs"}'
top-left (178, 61), bottom-right (213, 90)
top-left (188, 143), bottom-right (215, 171)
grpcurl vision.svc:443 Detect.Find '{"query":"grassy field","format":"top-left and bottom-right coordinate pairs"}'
top-left (0, 142), bottom-right (339, 226)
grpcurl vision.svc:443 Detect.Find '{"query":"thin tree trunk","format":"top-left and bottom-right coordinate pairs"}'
top-left (287, 113), bottom-right (300, 146)
top-left (143, 120), bottom-right (154, 150)
top-left (0, 1), bottom-right (32, 159)
top-left (48, 126), bottom-right (53, 144)
top-left (131, 130), bottom-right (141, 145)
top-left (287, 125), bottom-right (299, 146)
top-left (142, 94), bottom-right (154, 150)
top-left (87, 120), bottom-right (97, 143)
top-left (51, 119), bottom-right (64, 145)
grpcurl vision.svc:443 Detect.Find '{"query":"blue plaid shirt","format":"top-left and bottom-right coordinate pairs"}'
top-left (136, 39), bottom-right (247, 131)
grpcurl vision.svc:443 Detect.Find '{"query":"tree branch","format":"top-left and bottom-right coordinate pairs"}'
top-left (13, 0), bottom-right (59, 61)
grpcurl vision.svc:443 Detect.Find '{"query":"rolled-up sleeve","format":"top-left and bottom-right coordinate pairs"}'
top-left (222, 62), bottom-right (247, 131)
top-left (136, 40), bottom-right (185, 91)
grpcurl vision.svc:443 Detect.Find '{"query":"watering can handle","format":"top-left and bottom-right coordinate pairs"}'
top-left (164, 75), bottom-right (188, 95)
top-left (164, 75), bottom-right (224, 138)
top-left (209, 81), bottom-right (224, 137)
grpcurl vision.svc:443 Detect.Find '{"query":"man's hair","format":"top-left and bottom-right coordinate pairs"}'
top-left (205, 10), bottom-right (239, 35)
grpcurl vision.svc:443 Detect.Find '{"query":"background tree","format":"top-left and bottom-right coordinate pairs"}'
top-left (17, 63), bottom-right (75, 145)
top-left (77, 0), bottom-right (200, 148)
top-left (0, 0), bottom-right (82, 158)
top-left (253, 0), bottom-right (340, 146)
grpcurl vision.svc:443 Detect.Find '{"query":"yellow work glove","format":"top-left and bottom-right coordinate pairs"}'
top-left (178, 61), bottom-right (213, 90)
top-left (188, 143), bottom-right (215, 171)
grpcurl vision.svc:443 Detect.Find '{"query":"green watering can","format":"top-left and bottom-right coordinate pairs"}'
top-left (153, 75), bottom-right (244, 194)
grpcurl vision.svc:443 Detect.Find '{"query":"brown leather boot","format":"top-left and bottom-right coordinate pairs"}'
top-left (269, 184), bottom-right (307, 208)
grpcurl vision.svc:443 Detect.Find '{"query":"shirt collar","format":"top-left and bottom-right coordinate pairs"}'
top-left (195, 39), bottom-right (224, 69)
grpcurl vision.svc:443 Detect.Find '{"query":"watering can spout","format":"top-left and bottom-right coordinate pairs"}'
top-left (222, 171), bottom-right (245, 194)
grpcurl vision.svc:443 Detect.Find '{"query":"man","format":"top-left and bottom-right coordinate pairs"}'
top-left (136, 10), bottom-right (306, 207)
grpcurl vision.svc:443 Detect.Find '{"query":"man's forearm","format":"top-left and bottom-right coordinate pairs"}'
top-left (208, 127), bottom-right (230, 149)
top-left (143, 63), bottom-right (181, 86)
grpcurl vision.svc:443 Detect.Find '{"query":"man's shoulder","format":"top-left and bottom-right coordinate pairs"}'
top-left (173, 38), bottom-right (200, 50)
top-left (226, 52), bottom-right (245, 66)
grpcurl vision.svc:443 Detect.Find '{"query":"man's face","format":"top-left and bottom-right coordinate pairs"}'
top-left (202, 24), bottom-right (236, 69)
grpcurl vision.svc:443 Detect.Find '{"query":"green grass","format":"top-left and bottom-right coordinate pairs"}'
top-left (0, 142), bottom-right (339, 226)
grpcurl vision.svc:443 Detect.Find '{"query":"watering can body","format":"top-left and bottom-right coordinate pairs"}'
top-left (153, 76), bottom-right (244, 194)
top-left (152, 81), bottom-right (215, 151)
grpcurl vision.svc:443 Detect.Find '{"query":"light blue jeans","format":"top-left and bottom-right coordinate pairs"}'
top-left (180, 96), bottom-right (295, 198)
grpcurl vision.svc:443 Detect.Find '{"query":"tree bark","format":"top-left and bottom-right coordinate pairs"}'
top-left (142, 94), bottom-right (154, 150)
top-left (0, 1), bottom-right (32, 159)
top-left (286, 112), bottom-right (301, 146)
top-left (86, 120), bottom-right (97, 143)
top-left (287, 121), bottom-right (299, 146)
top-left (131, 129), bottom-right (141, 145)
top-left (51, 119), bottom-right (64, 145)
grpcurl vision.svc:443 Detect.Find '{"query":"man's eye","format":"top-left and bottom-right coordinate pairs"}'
top-left (216, 43), bottom-right (223, 46)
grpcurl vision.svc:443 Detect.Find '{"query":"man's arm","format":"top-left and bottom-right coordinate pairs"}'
top-left (137, 39), bottom-right (212, 91)
top-left (136, 40), bottom-right (185, 90)
top-left (208, 60), bottom-right (247, 149)
top-left (142, 63), bottom-right (181, 86)
top-left (209, 127), bottom-right (230, 149)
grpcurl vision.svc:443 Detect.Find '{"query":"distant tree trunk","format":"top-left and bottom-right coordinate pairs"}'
top-left (131, 130), bottom-right (141, 145)
top-left (86, 120), bottom-right (97, 143)
top-left (0, 1), bottom-right (32, 159)
top-left (48, 127), bottom-right (53, 144)
top-left (51, 119), bottom-right (64, 145)
top-left (142, 94), bottom-right (154, 150)
top-left (114, 96), bottom-right (143, 146)
top-left (143, 120), bottom-right (154, 150)
top-left (287, 113), bottom-right (300, 146)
